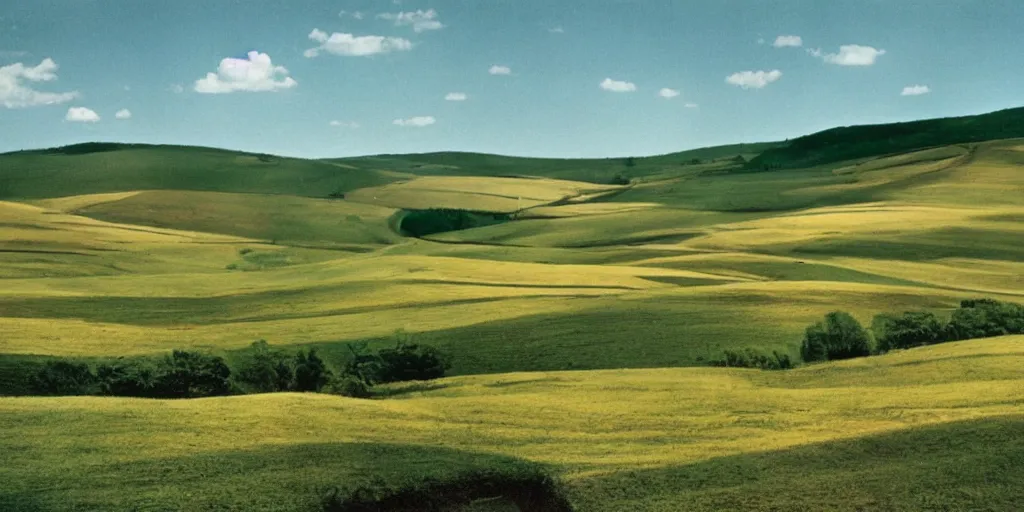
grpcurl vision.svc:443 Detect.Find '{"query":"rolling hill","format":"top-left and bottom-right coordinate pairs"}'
top-left (1, 106), bottom-right (1022, 510)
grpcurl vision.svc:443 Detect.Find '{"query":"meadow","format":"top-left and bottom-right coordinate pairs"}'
top-left (1, 109), bottom-right (1023, 510)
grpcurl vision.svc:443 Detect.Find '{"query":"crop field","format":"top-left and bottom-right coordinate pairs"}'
top-left (1, 129), bottom-right (1022, 510)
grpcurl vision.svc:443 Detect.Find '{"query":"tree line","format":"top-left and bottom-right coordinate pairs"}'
top-left (29, 336), bottom-right (450, 399)
top-left (713, 298), bottom-right (1023, 369)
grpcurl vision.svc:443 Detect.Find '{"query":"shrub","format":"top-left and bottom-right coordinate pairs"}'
top-left (294, 348), bottom-right (333, 392)
top-left (801, 311), bottom-right (872, 362)
top-left (712, 348), bottom-right (793, 370)
top-left (96, 358), bottom-right (158, 397)
top-left (872, 311), bottom-right (946, 352)
top-left (150, 350), bottom-right (233, 398)
top-left (30, 360), bottom-right (97, 395)
top-left (609, 173), bottom-right (630, 185)
top-left (237, 340), bottom-right (294, 393)
top-left (326, 375), bottom-right (371, 398)
top-left (948, 299), bottom-right (1024, 340)
top-left (375, 342), bottom-right (451, 384)
top-left (399, 209), bottom-right (511, 237)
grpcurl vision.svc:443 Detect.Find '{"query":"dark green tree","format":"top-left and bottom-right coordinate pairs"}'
top-left (237, 340), bottom-right (294, 392)
top-left (96, 358), bottom-right (157, 397)
top-left (800, 311), bottom-right (871, 362)
top-left (151, 350), bottom-right (232, 398)
top-left (30, 360), bottom-right (97, 396)
top-left (871, 311), bottom-right (945, 352)
top-left (948, 299), bottom-right (1024, 340)
top-left (294, 348), bottom-right (332, 392)
top-left (376, 342), bottom-right (450, 383)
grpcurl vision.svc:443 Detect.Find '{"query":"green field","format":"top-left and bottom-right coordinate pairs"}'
top-left (1, 109), bottom-right (1023, 510)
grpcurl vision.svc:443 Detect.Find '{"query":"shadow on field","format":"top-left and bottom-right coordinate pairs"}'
top-left (568, 416), bottom-right (1024, 511)
top-left (3, 441), bottom-right (573, 512)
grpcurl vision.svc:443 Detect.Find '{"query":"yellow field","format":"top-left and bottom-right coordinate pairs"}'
top-left (2, 337), bottom-right (1022, 510)
top-left (1, 137), bottom-right (1023, 509)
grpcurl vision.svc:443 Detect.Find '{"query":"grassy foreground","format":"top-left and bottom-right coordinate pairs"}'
top-left (2, 336), bottom-right (1022, 510)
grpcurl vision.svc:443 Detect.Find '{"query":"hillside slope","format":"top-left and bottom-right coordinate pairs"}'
top-left (2, 336), bottom-right (1022, 511)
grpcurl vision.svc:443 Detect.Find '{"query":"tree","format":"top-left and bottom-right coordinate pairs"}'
top-left (609, 173), bottom-right (631, 185)
top-left (96, 358), bottom-right (157, 397)
top-left (871, 311), bottom-right (945, 352)
top-left (948, 299), bottom-right (1024, 340)
top-left (237, 340), bottom-right (294, 392)
top-left (151, 350), bottom-right (232, 398)
top-left (623, 157), bottom-right (637, 168)
top-left (30, 360), bottom-right (97, 396)
top-left (376, 342), bottom-right (451, 383)
top-left (294, 348), bottom-right (332, 392)
top-left (342, 342), bottom-right (383, 387)
top-left (800, 311), bottom-right (871, 362)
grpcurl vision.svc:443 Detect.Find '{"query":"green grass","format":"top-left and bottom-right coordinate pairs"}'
top-left (0, 145), bottom-right (398, 200)
top-left (749, 106), bottom-right (1024, 169)
top-left (2, 113), bottom-right (1024, 510)
top-left (2, 337), bottom-right (1022, 510)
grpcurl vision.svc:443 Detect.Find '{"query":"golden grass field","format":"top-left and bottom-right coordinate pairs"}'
top-left (2, 337), bottom-right (1022, 510)
top-left (1, 137), bottom-right (1022, 509)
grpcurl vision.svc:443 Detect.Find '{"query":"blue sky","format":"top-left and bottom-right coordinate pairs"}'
top-left (1, 0), bottom-right (1022, 158)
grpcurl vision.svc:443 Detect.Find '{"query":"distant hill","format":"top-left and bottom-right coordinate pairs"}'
top-left (3, 105), bottom-right (1024, 199)
top-left (748, 106), bottom-right (1024, 170)
top-left (0, 144), bottom-right (397, 200)
top-left (331, 142), bottom-right (783, 184)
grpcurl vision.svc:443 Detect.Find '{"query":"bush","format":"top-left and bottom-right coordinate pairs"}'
top-left (712, 348), bottom-right (793, 370)
top-left (294, 348), bottom-right (333, 392)
top-left (30, 360), bottom-right (97, 395)
top-left (399, 208), bottom-right (511, 237)
top-left (150, 350), bottom-right (233, 398)
top-left (326, 375), bottom-right (371, 398)
top-left (375, 342), bottom-right (451, 384)
top-left (801, 311), bottom-right (872, 362)
top-left (609, 173), bottom-right (630, 185)
top-left (872, 311), bottom-right (946, 352)
top-left (96, 358), bottom-right (157, 397)
top-left (237, 340), bottom-right (294, 393)
top-left (948, 299), bottom-right (1024, 340)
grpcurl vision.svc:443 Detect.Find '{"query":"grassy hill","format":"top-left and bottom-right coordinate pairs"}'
top-left (748, 105), bottom-right (1024, 170)
top-left (1, 107), bottom-right (1023, 510)
top-left (2, 337), bottom-right (1022, 510)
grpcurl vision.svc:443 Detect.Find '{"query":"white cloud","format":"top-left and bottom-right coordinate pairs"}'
top-left (393, 116), bottom-right (436, 127)
top-left (549, 26), bottom-right (565, 34)
top-left (0, 58), bottom-right (78, 108)
top-left (757, 38), bottom-right (766, 45)
top-left (378, 9), bottom-right (443, 32)
top-left (725, 69), bottom-right (782, 89)
top-left (114, 108), bottom-right (132, 119)
top-left (684, 103), bottom-right (699, 109)
top-left (773, 35), bottom-right (803, 48)
top-left (600, 78), bottom-right (636, 92)
top-left (329, 120), bottom-right (360, 128)
top-left (658, 87), bottom-right (680, 99)
top-left (169, 84), bottom-right (184, 93)
top-left (305, 29), bottom-right (414, 57)
top-left (489, 65), bottom-right (511, 75)
top-left (901, 85), bottom-right (931, 96)
top-left (813, 44), bottom-right (886, 66)
top-left (339, 10), bottom-right (365, 20)
top-left (445, 92), bottom-right (467, 101)
top-left (65, 106), bottom-right (99, 123)
top-left (194, 51), bottom-right (297, 94)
